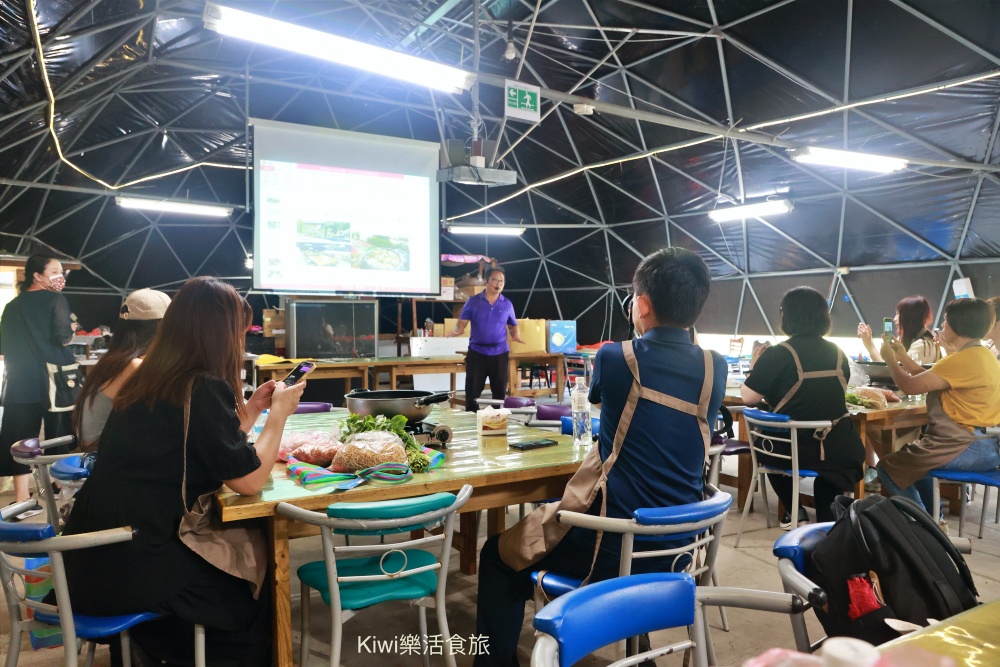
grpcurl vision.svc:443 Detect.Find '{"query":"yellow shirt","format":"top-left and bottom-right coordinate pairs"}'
top-left (931, 345), bottom-right (1000, 428)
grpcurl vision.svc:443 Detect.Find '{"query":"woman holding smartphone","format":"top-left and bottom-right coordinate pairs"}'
top-left (858, 295), bottom-right (943, 364)
top-left (60, 276), bottom-right (304, 666)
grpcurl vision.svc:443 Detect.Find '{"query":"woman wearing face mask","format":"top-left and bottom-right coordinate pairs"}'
top-left (0, 254), bottom-right (76, 503)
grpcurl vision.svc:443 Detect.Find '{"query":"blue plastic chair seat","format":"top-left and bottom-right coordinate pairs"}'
top-left (0, 522), bottom-right (57, 543)
top-left (533, 572), bottom-right (696, 667)
top-left (760, 466), bottom-right (820, 478)
top-left (51, 455), bottom-right (89, 481)
top-left (298, 549), bottom-right (438, 610)
top-left (928, 469), bottom-right (1000, 485)
top-left (772, 523), bottom-right (833, 574)
top-left (32, 610), bottom-right (162, 639)
top-left (531, 571), bottom-right (583, 599)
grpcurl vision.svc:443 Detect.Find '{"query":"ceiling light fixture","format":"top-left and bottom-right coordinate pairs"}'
top-left (789, 147), bottom-right (908, 173)
top-left (446, 224), bottom-right (525, 236)
top-left (116, 197), bottom-right (233, 217)
top-left (708, 199), bottom-right (793, 223)
top-left (202, 2), bottom-right (476, 94)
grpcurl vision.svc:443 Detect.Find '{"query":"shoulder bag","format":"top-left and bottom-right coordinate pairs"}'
top-left (14, 300), bottom-right (81, 412)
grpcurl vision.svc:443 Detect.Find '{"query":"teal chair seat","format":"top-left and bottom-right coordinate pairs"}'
top-left (298, 549), bottom-right (439, 609)
top-left (277, 485), bottom-right (473, 667)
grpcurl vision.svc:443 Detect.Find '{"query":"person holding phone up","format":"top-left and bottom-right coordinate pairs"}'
top-left (857, 295), bottom-right (943, 365)
top-left (877, 298), bottom-right (1000, 518)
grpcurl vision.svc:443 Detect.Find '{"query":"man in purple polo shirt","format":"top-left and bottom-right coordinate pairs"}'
top-left (446, 267), bottom-right (524, 411)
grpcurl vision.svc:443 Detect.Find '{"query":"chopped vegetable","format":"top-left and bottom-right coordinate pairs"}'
top-left (845, 392), bottom-right (882, 410)
top-left (341, 413), bottom-right (432, 473)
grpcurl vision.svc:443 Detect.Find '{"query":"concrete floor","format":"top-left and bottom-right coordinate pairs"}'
top-left (4, 476), bottom-right (1000, 666)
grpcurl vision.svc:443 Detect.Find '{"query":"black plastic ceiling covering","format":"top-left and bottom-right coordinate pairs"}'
top-left (2, 0), bottom-right (1000, 343)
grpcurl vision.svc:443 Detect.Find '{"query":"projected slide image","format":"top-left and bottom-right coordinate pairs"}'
top-left (296, 221), bottom-right (352, 267)
top-left (350, 234), bottom-right (410, 272)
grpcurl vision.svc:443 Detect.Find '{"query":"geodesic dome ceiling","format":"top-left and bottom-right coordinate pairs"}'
top-left (2, 0), bottom-right (1000, 342)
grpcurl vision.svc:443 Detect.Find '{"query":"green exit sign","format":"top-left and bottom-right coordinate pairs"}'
top-left (504, 79), bottom-right (541, 122)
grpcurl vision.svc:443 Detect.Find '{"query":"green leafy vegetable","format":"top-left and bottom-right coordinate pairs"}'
top-left (341, 413), bottom-right (432, 473)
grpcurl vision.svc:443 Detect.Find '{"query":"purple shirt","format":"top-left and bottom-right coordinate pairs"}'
top-left (459, 291), bottom-right (517, 356)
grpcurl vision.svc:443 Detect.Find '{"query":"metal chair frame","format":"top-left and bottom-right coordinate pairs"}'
top-left (276, 485), bottom-right (473, 667)
top-left (0, 505), bottom-right (206, 667)
top-left (734, 412), bottom-right (832, 548)
top-left (11, 435), bottom-right (80, 530)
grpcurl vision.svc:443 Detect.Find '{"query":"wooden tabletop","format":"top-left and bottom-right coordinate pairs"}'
top-left (217, 405), bottom-right (588, 522)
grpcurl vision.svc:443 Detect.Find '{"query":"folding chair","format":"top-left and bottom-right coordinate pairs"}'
top-left (734, 409), bottom-right (832, 547)
top-left (0, 503), bottom-right (206, 667)
top-left (276, 485), bottom-right (473, 667)
top-left (294, 402), bottom-right (334, 414)
top-left (525, 403), bottom-right (571, 430)
top-left (531, 485), bottom-right (732, 663)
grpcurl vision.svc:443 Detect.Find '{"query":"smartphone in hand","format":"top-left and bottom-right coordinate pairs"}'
top-left (282, 361), bottom-right (316, 386)
top-left (882, 317), bottom-right (894, 341)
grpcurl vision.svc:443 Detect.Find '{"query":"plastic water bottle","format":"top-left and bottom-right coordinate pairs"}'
top-left (249, 409), bottom-right (268, 443)
top-left (571, 377), bottom-right (591, 446)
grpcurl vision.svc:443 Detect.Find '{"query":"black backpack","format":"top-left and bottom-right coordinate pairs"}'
top-left (808, 494), bottom-right (978, 645)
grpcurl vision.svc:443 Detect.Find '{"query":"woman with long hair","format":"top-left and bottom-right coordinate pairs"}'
top-left (73, 288), bottom-right (171, 450)
top-left (858, 295), bottom-right (943, 364)
top-left (0, 254), bottom-right (76, 502)
top-left (61, 276), bottom-right (303, 666)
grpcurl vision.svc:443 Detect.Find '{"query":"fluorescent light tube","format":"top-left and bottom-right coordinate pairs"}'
top-left (708, 199), bottom-right (793, 222)
top-left (447, 225), bottom-right (525, 236)
top-left (789, 147), bottom-right (908, 173)
top-left (116, 197), bottom-right (233, 217)
top-left (203, 3), bottom-right (475, 94)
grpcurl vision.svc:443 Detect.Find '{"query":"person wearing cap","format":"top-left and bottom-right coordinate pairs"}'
top-left (73, 288), bottom-right (172, 450)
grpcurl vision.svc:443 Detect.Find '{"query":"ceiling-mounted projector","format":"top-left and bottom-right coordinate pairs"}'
top-left (437, 139), bottom-right (518, 187)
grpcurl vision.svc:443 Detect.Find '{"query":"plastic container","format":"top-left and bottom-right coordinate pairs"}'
top-left (571, 376), bottom-right (591, 446)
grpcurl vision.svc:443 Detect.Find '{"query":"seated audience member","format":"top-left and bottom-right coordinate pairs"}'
top-left (741, 287), bottom-right (865, 527)
top-left (61, 276), bottom-right (304, 667)
top-left (858, 294), bottom-right (942, 364)
top-left (474, 247), bottom-right (727, 667)
top-left (73, 288), bottom-right (171, 451)
top-left (877, 298), bottom-right (1000, 516)
top-left (986, 296), bottom-right (999, 359)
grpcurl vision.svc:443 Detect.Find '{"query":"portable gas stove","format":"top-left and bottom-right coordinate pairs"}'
top-left (406, 421), bottom-right (453, 447)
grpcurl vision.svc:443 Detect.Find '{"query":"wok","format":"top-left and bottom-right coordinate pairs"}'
top-left (345, 389), bottom-right (453, 423)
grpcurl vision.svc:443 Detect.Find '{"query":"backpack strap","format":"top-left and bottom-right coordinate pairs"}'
top-left (888, 497), bottom-right (978, 599)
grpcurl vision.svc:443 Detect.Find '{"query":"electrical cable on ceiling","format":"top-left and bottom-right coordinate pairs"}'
top-left (26, 0), bottom-right (245, 192)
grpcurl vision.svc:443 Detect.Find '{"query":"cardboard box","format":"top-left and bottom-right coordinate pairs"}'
top-left (509, 319), bottom-right (547, 354)
top-left (441, 276), bottom-right (455, 287)
top-left (444, 318), bottom-right (470, 337)
top-left (454, 285), bottom-right (486, 301)
top-left (548, 320), bottom-right (577, 353)
top-left (262, 308), bottom-right (285, 337)
top-left (433, 323), bottom-right (445, 337)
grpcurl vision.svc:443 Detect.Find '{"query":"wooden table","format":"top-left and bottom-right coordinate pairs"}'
top-left (217, 406), bottom-right (586, 667)
top-left (370, 355), bottom-right (467, 399)
top-left (256, 358), bottom-right (371, 389)
top-left (508, 352), bottom-right (566, 400)
top-left (722, 388), bottom-right (929, 508)
top-left (880, 598), bottom-right (1000, 662)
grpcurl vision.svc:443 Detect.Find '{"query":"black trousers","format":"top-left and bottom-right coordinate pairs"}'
top-left (474, 533), bottom-right (620, 667)
top-left (0, 403), bottom-right (71, 476)
top-left (767, 474), bottom-right (842, 523)
top-left (464, 350), bottom-right (509, 412)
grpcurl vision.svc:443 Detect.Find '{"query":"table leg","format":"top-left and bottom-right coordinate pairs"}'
top-left (556, 357), bottom-right (565, 401)
top-left (736, 454), bottom-right (752, 509)
top-left (486, 508), bottom-right (505, 535)
top-left (269, 515), bottom-right (294, 667)
top-left (457, 513), bottom-right (479, 575)
top-left (450, 373), bottom-right (458, 408)
top-left (855, 425), bottom-right (868, 500)
top-left (390, 367), bottom-right (398, 390)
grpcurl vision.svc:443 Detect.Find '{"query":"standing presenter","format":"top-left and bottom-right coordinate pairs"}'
top-left (447, 267), bottom-right (524, 411)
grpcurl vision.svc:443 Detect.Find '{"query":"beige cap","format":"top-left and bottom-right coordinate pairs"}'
top-left (120, 289), bottom-right (171, 320)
